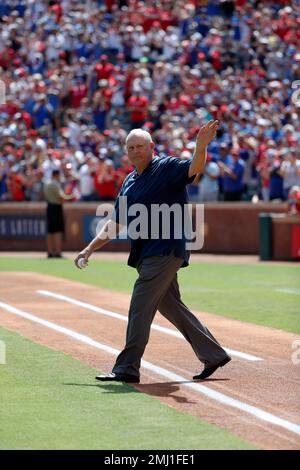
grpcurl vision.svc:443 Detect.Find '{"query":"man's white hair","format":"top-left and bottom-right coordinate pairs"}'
top-left (126, 129), bottom-right (152, 146)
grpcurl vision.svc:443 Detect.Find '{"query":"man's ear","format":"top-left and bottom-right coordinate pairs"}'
top-left (150, 141), bottom-right (155, 150)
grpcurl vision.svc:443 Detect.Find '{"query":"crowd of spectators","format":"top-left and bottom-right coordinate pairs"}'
top-left (0, 0), bottom-right (299, 204)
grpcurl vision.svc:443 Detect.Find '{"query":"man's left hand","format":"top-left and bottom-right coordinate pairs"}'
top-left (196, 120), bottom-right (219, 148)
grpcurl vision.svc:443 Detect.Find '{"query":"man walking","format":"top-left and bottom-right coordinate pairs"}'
top-left (75, 121), bottom-right (231, 382)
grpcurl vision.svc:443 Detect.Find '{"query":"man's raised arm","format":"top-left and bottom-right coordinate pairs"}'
top-left (188, 120), bottom-right (219, 178)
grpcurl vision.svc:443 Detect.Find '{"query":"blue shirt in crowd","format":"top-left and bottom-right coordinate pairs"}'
top-left (113, 156), bottom-right (195, 268)
top-left (32, 103), bottom-right (53, 128)
top-left (223, 156), bottom-right (245, 193)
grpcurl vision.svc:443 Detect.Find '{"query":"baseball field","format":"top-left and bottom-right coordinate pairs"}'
top-left (0, 252), bottom-right (299, 450)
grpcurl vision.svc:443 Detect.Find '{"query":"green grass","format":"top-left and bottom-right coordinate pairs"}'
top-left (179, 263), bottom-right (300, 334)
top-left (0, 327), bottom-right (254, 450)
top-left (0, 257), bottom-right (299, 334)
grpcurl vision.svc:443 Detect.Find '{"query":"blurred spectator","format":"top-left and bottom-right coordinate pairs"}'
top-left (127, 89), bottom-right (149, 129)
top-left (32, 94), bottom-right (54, 129)
top-left (198, 155), bottom-right (221, 202)
top-left (94, 159), bottom-right (117, 200)
top-left (63, 162), bottom-right (81, 201)
top-left (24, 165), bottom-right (44, 201)
top-left (219, 148), bottom-right (245, 201)
top-left (268, 152), bottom-right (284, 201)
top-left (78, 153), bottom-right (97, 201)
top-left (0, 159), bottom-right (9, 201)
top-left (7, 165), bottom-right (25, 201)
top-left (287, 186), bottom-right (300, 215)
top-left (279, 150), bottom-right (300, 200)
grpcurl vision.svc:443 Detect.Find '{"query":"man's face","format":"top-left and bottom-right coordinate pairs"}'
top-left (126, 135), bottom-right (154, 167)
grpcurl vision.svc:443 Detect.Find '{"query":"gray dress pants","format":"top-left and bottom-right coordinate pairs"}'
top-left (112, 253), bottom-right (229, 378)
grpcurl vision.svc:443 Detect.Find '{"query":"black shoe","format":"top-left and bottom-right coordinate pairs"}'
top-left (193, 356), bottom-right (231, 380)
top-left (47, 253), bottom-right (54, 258)
top-left (54, 253), bottom-right (65, 258)
top-left (95, 372), bottom-right (140, 383)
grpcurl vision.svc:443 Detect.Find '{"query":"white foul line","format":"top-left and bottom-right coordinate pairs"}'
top-left (276, 288), bottom-right (300, 296)
top-left (37, 289), bottom-right (262, 362)
top-left (0, 300), bottom-right (299, 437)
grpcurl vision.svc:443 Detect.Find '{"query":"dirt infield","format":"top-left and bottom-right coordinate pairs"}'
top-left (0, 272), bottom-right (299, 450)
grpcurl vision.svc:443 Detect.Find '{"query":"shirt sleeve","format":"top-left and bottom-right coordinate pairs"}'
top-left (166, 157), bottom-right (195, 189)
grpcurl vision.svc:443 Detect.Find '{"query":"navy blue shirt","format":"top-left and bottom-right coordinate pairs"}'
top-left (113, 156), bottom-right (195, 269)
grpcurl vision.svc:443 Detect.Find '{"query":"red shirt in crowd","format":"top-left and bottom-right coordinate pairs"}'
top-left (127, 94), bottom-right (149, 122)
top-left (69, 84), bottom-right (87, 108)
top-left (141, 6), bottom-right (175, 32)
top-left (94, 171), bottom-right (117, 199)
top-left (0, 47), bottom-right (15, 69)
top-left (7, 174), bottom-right (25, 201)
top-left (95, 61), bottom-right (115, 81)
top-left (0, 101), bottom-right (19, 117)
top-left (104, 0), bottom-right (116, 12)
top-left (167, 94), bottom-right (192, 112)
top-left (94, 87), bottom-right (113, 111)
top-left (124, 69), bottom-right (135, 100)
top-left (49, 3), bottom-right (62, 22)
top-left (22, 111), bottom-right (32, 129)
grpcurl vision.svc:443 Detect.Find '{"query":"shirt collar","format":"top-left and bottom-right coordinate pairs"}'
top-left (132, 157), bottom-right (156, 179)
